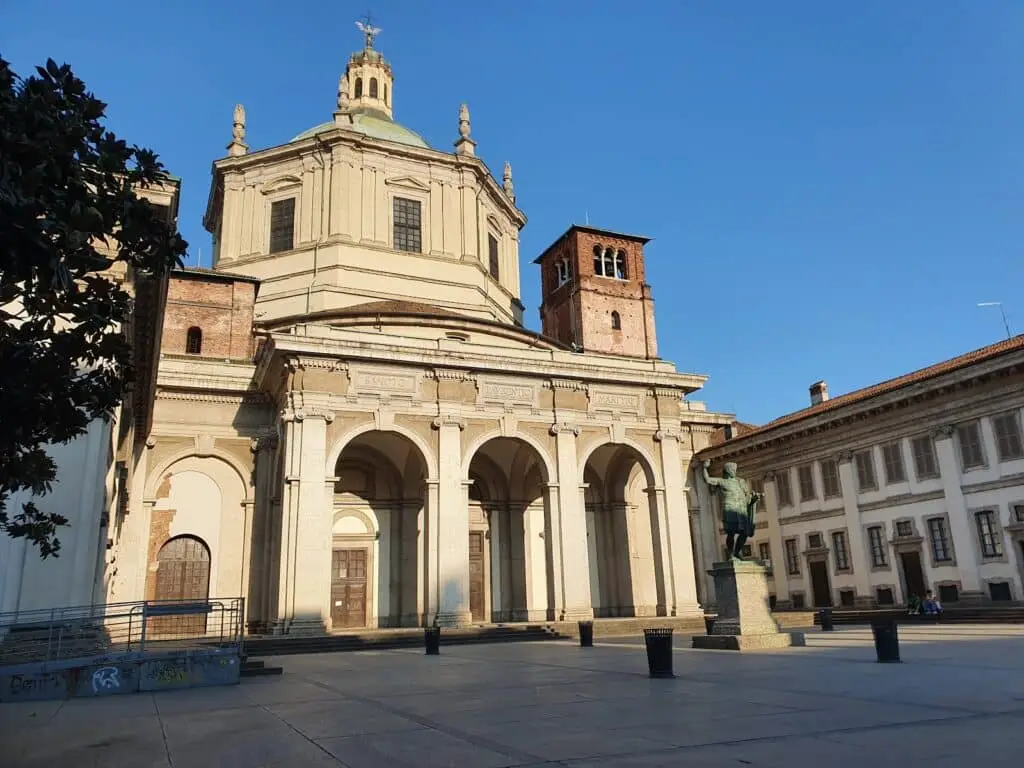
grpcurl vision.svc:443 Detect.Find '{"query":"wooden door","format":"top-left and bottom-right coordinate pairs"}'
top-left (331, 549), bottom-right (368, 629)
top-left (900, 551), bottom-right (927, 600)
top-left (469, 532), bottom-right (486, 622)
top-left (808, 560), bottom-right (833, 608)
top-left (153, 536), bottom-right (210, 636)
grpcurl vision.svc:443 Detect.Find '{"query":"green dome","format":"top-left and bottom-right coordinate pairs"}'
top-left (292, 111), bottom-right (429, 149)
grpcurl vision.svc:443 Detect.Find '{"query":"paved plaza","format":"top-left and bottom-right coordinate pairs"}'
top-left (2, 624), bottom-right (1023, 767)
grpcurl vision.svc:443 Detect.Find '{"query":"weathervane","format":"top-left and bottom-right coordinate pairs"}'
top-left (355, 12), bottom-right (381, 49)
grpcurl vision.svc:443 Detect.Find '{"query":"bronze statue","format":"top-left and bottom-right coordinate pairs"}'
top-left (702, 460), bottom-right (761, 560)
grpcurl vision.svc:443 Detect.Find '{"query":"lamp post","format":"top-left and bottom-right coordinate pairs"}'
top-left (977, 302), bottom-right (1013, 340)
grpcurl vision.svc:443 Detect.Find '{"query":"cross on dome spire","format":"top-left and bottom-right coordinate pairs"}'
top-left (355, 12), bottom-right (381, 49)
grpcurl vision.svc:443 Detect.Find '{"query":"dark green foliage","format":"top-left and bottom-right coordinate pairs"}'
top-left (0, 57), bottom-right (187, 557)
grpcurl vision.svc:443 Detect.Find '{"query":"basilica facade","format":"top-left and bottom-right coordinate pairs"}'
top-left (101, 29), bottom-right (730, 634)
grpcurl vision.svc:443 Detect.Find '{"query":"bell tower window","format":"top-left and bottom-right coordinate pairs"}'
top-left (354, 77), bottom-right (363, 98)
top-left (384, 83), bottom-right (389, 104)
top-left (610, 311), bottom-right (621, 330)
top-left (556, 258), bottom-right (572, 286)
top-left (369, 78), bottom-right (378, 98)
top-left (614, 250), bottom-right (627, 279)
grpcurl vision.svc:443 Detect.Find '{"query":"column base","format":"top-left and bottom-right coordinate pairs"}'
top-left (670, 601), bottom-right (705, 620)
top-left (435, 610), bottom-right (473, 628)
top-left (559, 607), bottom-right (595, 621)
top-left (285, 618), bottom-right (328, 636)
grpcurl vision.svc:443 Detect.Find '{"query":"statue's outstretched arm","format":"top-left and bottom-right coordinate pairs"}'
top-left (701, 461), bottom-right (722, 487)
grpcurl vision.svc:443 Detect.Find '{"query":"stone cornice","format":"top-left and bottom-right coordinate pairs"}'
top-left (156, 389), bottom-right (269, 406)
top-left (262, 331), bottom-right (707, 393)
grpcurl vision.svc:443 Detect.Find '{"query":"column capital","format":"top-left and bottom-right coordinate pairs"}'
top-left (281, 407), bottom-right (335, 424)
top-left (431, 415), bottom-right (466, 430)
top-left (931, 424), bottom-right (956, 440)
top-left (654, 428), bottom-right (682, 443)
top-left (835, 450), bottom-right (853, 464)
top-left (549, 422), bottom-right (580, 437)
top-left (250, 431), bottom-right (279, 453)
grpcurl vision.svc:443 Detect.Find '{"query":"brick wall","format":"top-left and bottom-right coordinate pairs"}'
top-left (161, 272), bottom-right (258, 360)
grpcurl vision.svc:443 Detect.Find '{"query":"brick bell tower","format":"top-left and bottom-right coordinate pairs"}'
top-left (534, 225), bottom-right (657, 358)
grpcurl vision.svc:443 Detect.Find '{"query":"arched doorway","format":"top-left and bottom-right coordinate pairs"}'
top-left (333, 431), bottom-right (428, 629)
top-left (153, 535), bottom-right (211, 635)
top-left (466, 437), bottom-right (551, 623)
top-left (583, 444), bottom-right (664, 617)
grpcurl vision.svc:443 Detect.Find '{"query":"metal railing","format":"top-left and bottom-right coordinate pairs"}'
top-left (0, 597), bottom-right (244, 669)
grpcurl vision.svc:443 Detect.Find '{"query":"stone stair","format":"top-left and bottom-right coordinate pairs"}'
top-left (809, 605), bottom-right (1024, 626)
top-left (242, 623), bottom-right (566, 658)
top-left (240, 657), bottom-right (283, 677)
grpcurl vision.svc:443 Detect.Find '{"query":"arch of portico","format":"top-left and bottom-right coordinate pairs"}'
top-left (582, 442), bottom-right (666, 617)
top-left (466, 437), bottom-right (551, 624)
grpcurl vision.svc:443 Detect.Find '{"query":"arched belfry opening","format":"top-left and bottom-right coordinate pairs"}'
top-left (332, 431), bottom-right (427, 629)
top-left (583, 444), bottom-right (666, 617)
top-left (466, 437), bottom-right (551, 623)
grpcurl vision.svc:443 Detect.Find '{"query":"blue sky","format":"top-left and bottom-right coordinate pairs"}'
top-left (4, 1), bottom-right (1022, 424)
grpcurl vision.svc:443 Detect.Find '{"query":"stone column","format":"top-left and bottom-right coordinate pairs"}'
top-left (932, 425), bottom-right (984, 599)
top-left (835, 452), bottom-right (874, 606)
top-left (488, 509), bottom-right (502, 621)
top-left (248, 433), bottom-right (278, 631)
top-left (550, 423), bottom-right (594, 620)
top-left (423, 479), bottom-right (439, 624)
top-left (654, 429), bottom-right (703, 617)
top-left (277, 405), bottom-right (334, 634)
top-left (763, 475), bottom-right (791, 605)
top-left (433, 416), bottom-right (471, 626)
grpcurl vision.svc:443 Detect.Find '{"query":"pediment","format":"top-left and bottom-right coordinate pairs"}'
top-left (260, 174), bottom-right (302, 195)
top-left (384, 175), bottom-right (430, 192)
top-left (485, 213), bottom-right (505, 232)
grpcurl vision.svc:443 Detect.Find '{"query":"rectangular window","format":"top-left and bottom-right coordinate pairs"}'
top-left (148, 202), bottom-right (172, 224)
top-left (775, 471), bottom-right (793, 507)
top-left (992, 411), bottom-right (1024, 462)
top-left (832, 531), bottom-right (850, 570)
top-left (927, 518), bottom-right (951, 562)
top-left (867, 525), bottom-right (887, 567)
top-left (881, 442), bottom-right (906, 484)
top-left (488, 234), bottom-right (500, 280)
top-left (956, 422), bottom-right (985, 469)
top-left (989, 582), bottom-right (1012, 601)
top-left (807, 533), bottom-right (823, 549)
top-left (791, 593), bottom-right (805, 609)
top-left (269, 197), bottom-right (296, 254)
top-left (758, 542), bottom-right (771, 565)
top-left (839, 589), bottom-right (856, 607)
top-left (876, 587), bottom-right (894, 606)
top-left (821, 459), bottom-right (842, 498)
top-left (797, 465), bottom-right (816, 502)
top-left (895, 520), bottom-right (913, 537)
top-left (911, 435), bottom-right (939, 479)
top-left (974, 510), bottom-right (1002, 558)
top-left (393, 197), bottom-right (422, 253)
top-left (784, 539), bottom-right (800, 575)
top-left (1014, 503), bottom-right (1024, 524)
top-left (854, 450), bottom-right (877, 491)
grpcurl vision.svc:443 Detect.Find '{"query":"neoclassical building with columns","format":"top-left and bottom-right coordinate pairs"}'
top-left (98, 27), bottom-right (731, 634)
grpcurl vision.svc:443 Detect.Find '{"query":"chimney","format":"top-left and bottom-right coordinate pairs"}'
top-left (809, 380), bottom-right (829, 406)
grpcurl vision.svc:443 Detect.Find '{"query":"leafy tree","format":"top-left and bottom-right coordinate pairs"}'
top-left (0, 57), bottom-right (187, 558)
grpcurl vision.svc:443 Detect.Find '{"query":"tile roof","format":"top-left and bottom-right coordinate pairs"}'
top-left (707, 334), bottom-right (1024, 450)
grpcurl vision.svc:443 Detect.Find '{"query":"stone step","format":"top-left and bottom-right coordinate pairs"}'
top-left (811, 607), bottom-right (1024, 626)
top-left (241, 664), bottom-right (283, 677)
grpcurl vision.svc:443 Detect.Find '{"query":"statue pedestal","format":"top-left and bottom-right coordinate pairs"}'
top-left (692, 560), bottom-right (805, 651)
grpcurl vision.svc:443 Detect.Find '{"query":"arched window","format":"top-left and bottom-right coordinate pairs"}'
top-left (614, 249), bottom-right (628, 280)
top-left (185, 327), bottom-right (202, 355)
top-left (593, 244), bottom-right (603, 275)
top-left (354, 77), bottom-right (363, 98)
top-left (369, 78), bottom-right (378, 98)
top-left (602, 247), bottom-right (615, 277)
top-left (556, 257), bottom-right (572, 286)
top-left (384, 83), bottom-right (389, 104)
top-left (611, 311), bottom-right (621, 330)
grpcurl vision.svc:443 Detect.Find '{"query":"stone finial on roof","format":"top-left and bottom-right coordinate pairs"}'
top-left (227, 103), bottom-right (248, 157)
top-left (502, 161), bottom-right (515, 202)
top-left (454, 102), bottom-right (476, 157)
top-left (334, 74), bottom-right (353, 125)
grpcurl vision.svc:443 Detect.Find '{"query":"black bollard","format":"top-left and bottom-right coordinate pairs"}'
top-left (870, 617), bottom-right (900, 663)
top-left (578, 620), bottom-right (594, 648)
top-left (424, 626), bottom-right (440, 656)
top-left (819, 608), bottom-right (834, 632)
top-left (643, 628), bottom-right (674, 678)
